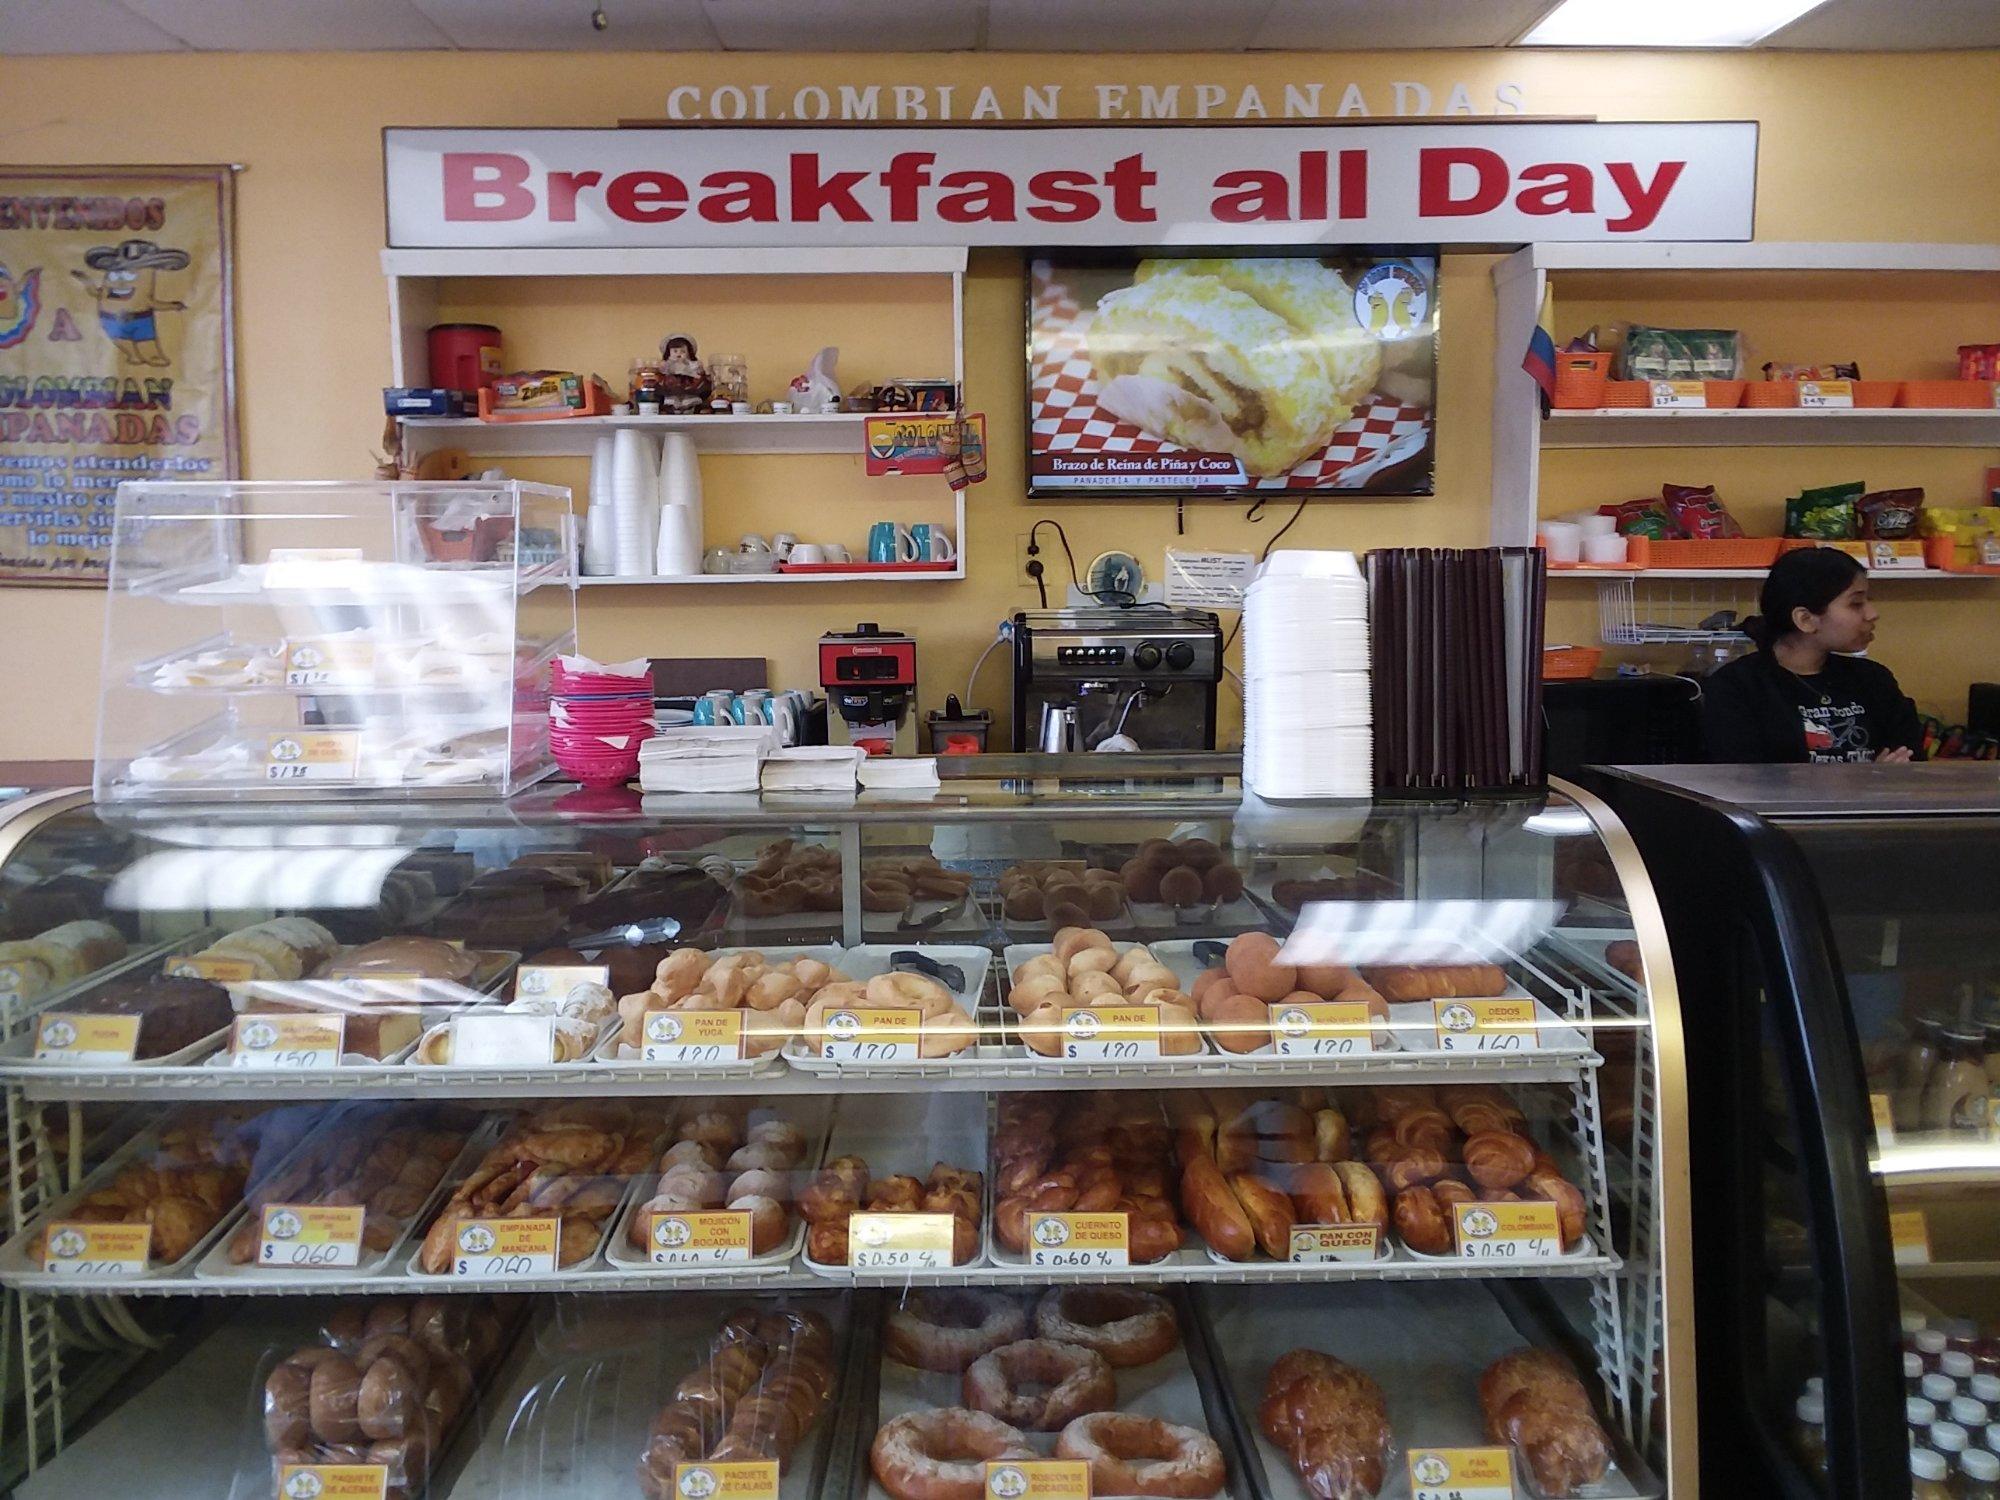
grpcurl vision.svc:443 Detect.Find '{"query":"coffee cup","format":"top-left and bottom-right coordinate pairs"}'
top-left (771, 532), bottom-right (798, 561)
top-left (868, 521), bottom-right (918, 564)
top-left (739, 533), bottom-right (771, 553)
top-left (825, 543), bottom-right (850, 562)
top-left (788, 543), bottom-right (828, 565)
top-left (910, 523), bottom-right (956, 563)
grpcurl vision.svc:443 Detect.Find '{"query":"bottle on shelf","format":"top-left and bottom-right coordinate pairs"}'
top-left (1934, 1421), bottom-right (1973, 1468)
top-left (1913, 1396), bottom-right (1942, 1446)
top-left (1922, 1028), bottom-right (1994, 1136)
top-left (1914, 1449), bottom-right (1954, 1500)
top-left (1929, 1375), bottom-right (1964, 1408)
top-left (1793, 1390), bottom-right (1829, 1478)
top-left (1960, 1448), bottom-right (2000, 1500)
top-left (1919, 1331), bottom-right (1953, 1371)
top-left (1954, 1396), bottom-right (1994, 1435)
top-left (1948, 1353), bottom-right (1982, 1386)
top-left (1898, 1016), bottom-right (1947, 1130)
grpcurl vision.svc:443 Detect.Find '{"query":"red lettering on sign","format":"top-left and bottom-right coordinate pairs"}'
top-left (698, 171), bottom-right (778, 222)
top-left (1105, 154), bottom-right (1158, 222)
top-left (1605, 160), bottom-right (1685, 233)
top-left (883, 152), bottom-right (935, 222)
top-left (1417, 147), bottom-right (1508, 217)
top-left (1212, 170), bottom-right (1289, 223)
top-left (1298, 150), bottom-right (1327, 221)
top-left (937, 169), bottom-right (1015, 223)
top-left (1027, 170), bottom-right (1099, 223)
top-left (547, 170), bottom-right (603, 222)
top-left (1338, 150), bottom-right (1368, 219)
top-left (606, 170), bottom-right (686, 222)
top-left (790, 153), bottom-right (869, 222)
top-left (442, 153), bottom-right (534, 221)
top-left (1514, 162), bottom-right (1595, 217)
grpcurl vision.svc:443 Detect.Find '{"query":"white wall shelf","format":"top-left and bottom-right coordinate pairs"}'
top-left (577, 568), bottom-right (963, 586)
top-left (1512, 242), bottom-right (2000, 275)
top-left (1542, 408), bottom-right (2000, 449)
top-left (1558, 567), bottom-right (1994, 582)
top-left (401, 411), bottom-right (873, 457)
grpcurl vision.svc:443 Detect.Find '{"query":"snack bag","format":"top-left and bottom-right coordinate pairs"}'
top-left (1762, 361), bottom-right (1861, 382)
top-left (1619, 326), bottom-right (1743, 381)
top-left (1857, 488), bottom-right (1925, 540)
top-left (1785, 481), bottom-right (1863, 540)
top-left (1662, 482), bottom-right (1746, 539)
top-left (1600, 498), bottom-right (1679, 540)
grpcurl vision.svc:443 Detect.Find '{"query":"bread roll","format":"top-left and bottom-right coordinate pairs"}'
top-left (1228, 1172), bottom-right (1295, 1258)
top-left (1479, 1348), bottom-right (1611, 1496)
top-left (1180, 1153), bottom-right (1256, 1261)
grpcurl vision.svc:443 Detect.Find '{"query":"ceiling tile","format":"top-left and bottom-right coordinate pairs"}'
top-left (413, 0), bottom-right (721, 51)
top-left (1254, 0), bottom-right (1560, 50)
top-left (699, 0), bottom-right (981, 51)
top-left (987, 0), bottom-right (1273, 52)
top-left (0, 0), bottom-right (188, 53)
top-left (118, 0), bottom-right (450, 49)
top-left (1761, 0), bottom-right (2000, 48)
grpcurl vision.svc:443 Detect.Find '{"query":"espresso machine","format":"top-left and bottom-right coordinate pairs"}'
top-left (1010, 607), bottom-right (1223, 752)
top-left (818, 623), bottom-right (917, 756)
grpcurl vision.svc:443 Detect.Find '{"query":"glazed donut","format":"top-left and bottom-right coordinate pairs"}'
top-left (871, 1409), bottom-right (1037, 1500)
top-left (1055, 1412), bottom-right (1227, 1499)
top-left (1033, 1286), bottom-right (1179, 1368)
top-left (964, 1339), bottom-right (1116, 1431)
top-left (885, 1290), bottom-right (1030, 1373)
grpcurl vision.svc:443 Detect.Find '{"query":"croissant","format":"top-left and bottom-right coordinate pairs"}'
top-left (1463, 1131), bottom-right (1539, 1192)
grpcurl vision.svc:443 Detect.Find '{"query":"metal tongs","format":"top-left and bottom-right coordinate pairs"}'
top-left (567, 916), bottom-right (684, 951)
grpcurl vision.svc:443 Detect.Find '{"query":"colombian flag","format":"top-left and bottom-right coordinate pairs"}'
top-left (1521, 281), bottom-right (1556, 414)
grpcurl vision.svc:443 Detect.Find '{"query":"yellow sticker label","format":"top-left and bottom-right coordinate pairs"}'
top-left (649, 1209), bottom-right (754, 1267)
top-left (820, 1005), bottom-right (922, 1063)
top-left (1452, 1201), bottom-right (1564, 1261)
top-left (848, 1212), bottom-right (955, 1270)
top-left (263, 731), bottom-right (360, 784)
top-left (1890, 1208), bottom-right (1931, 1266)
top-left (1648, 379), bottom-right (1706, 409)
top-left (673, 1461), bottom-right (781, 1500)
top-left (1798, 378), bottom-right (1855, 409)
top-left (260, 1204), bottom-right (365, 1269)
top-left (1409, 1446), bottom-right (1515, 1500)
top-left (453, 1217), bottom-right (559, 1276)
top-left (1061, 1004), bottom-right (1161, 1061)
top-left (515, 963), bottom-right (611, 1002)
top-left (165, 954), bottom-right (260, 982)
top-left (231, 1014), bottom-right (345, 1069)
top-left (644, 1008), bottom-right (746, 1064)
top-left (41, 1221), bottom-right (151, 1276)
top-left (277, 1464), bottom-right (389, 1500)
top-left (1867, 539), bottom-right (1928, 572)
top-left (1288, 1223), bottom-right (1383, 1264)
top-left (1432, 998), bottom-right (1540, 1053)
top-left (1029, 1211), bottom-right (1129, 1269)
top-left (283, 637), bottom-right (376, 688)
top-left (987, 1460), bottom-right (1091, 1500)
top-left (1269, 1000), bottom-right (1380, 1057)
top-left (1870, 1093), bottom-right (1896, 1146)
top-left (33, 1012), bottom-right (140, 1064)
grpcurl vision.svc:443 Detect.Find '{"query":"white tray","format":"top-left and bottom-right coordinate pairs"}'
top-left (999, 942), bottom-right (1218, 1064)
top-left (801, 1093), bottom-right (988, 1277)
top-left (596, 944), bottom-right (841, 1070)
top-left (783, 943), bottom-right (1007, 1077)
top-left (863, 891), bottom-right (988, 940)
top-left (1129, 897), bottom-right (1267, 940)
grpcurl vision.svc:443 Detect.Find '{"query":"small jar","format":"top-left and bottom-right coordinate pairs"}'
top-left (1912, 1448), bottom-right (1952, 1500)
top-left (1910, 1396), bottom-right (1940, 1444)
top-left (1911, 1352), bottom-right (1933, 1394)
top-left (1792, 1391), bottom-right (1828, 1477)
top-left (1961, 1448), bottom-right (2000, 1500)
top-left (1929, 1374), bottom-right (1964, 1407)
top-left (1954, 1396), bottom-right (1994, 1432)
top-left (1971, 1375), bottom-right (2000, 1406)
top-left (1947, 1353), bottom-right (1980, 1384)
top-left (1933, 1420), bottom-right (1971, 1460)
top-left (1919, 1331), bottom-right (1952, 1369)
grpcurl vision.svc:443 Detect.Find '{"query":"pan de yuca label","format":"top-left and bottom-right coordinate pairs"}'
top-left (1431, 998), bottom-right (1539, 1052)
top-left (673, 1461), bottom-right (779, 1500)
top-left (1060, 1004), bottom-right (1160, 1061)
top-left (1408, 1446), bottom-right (1514, 1500)
top-left (649, 1209), bottom-right (753, 1266)
top-left (1452, 1201), bottom-right (1562, 1260)
top-left (821, 1005), bottom-right (921, 1062)
top-left (33, 1012), bottom-right (139, 1063)
top-left (645, 1008), bottom-right (745, 1064)
top-left (277, 1464), bottom-right (389, 1499)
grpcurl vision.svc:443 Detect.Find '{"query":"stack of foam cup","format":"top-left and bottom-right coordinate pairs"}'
top-left (549, 654), bottom-right (657, 785)
top-left (582, 432), bottom-right (616, 576)
top-left (1241, 550), bottom-right (1372, 799)
top-left (608, 429), bottom-right (660, 577)
top-left (655, 432), bottom-right (704, 577)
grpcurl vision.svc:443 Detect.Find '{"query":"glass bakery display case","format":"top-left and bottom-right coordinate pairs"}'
top-left (1595, 762), bottom-right (2000, 1500)
top-left (0, 771), bottom-right (1691, 1498)
top-left (93, 480), bottom-right (576, 803)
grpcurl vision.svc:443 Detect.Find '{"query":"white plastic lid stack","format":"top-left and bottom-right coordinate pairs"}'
top-left (1241, 549), bottom-right (1371, 799)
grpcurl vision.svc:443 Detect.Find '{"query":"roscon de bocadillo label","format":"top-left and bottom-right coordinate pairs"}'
top-left (986, 1459), bottom-right (1091, 1500)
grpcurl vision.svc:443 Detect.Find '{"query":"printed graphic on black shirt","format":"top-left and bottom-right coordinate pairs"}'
top-left (1800, 701), bottom-right (1872, 762)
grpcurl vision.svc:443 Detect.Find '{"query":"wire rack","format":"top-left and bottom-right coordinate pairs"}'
top-left (1597, 575), bottom-right (1757, 645)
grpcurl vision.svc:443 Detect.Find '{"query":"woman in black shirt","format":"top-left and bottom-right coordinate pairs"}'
top-left (1701, 547), bottom-right (1924, 764)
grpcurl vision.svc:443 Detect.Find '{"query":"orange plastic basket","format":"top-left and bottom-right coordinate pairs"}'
top-left (1542, 646), bottom-right (1603, 681)
top-left (1640, 538), bottom-right (1784, 569)
top-left (1900, 380), bottom-right (1995, 409)
top-left (1702, 380), bottom-right (1746, 409)
top-left (1851, 381), bottom-right (1901, 408)
top-left (1552, 352), bottom-right (1614, 410)
top-left (1600, 380), bottom-right (1652, 409)
top-left (1743, 381), bottom-right (1798, 409)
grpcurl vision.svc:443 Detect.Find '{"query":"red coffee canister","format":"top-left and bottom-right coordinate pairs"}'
top-left (428, 323), bottom-right (504, 393)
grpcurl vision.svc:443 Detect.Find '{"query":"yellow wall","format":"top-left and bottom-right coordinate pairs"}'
top-left (3, 48), bottom-right (1998, 757)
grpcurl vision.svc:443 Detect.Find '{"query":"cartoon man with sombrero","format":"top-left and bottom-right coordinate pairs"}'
top-left (71, 238), bottom-right (189, 368)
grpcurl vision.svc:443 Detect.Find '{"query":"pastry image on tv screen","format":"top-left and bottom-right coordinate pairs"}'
top-left (1028, 251), bottom-right (1438, 497)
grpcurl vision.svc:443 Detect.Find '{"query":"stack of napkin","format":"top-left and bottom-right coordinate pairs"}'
top-left (759, 745), bottom-right (865, 794)
top-left (638, 726), bottom-right (777, 794)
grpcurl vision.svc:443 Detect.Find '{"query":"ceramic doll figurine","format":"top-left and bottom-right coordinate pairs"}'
top-left (658, 333), bottom-right (712, 414)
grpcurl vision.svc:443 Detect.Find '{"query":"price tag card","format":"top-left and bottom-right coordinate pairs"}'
top-left (1648, 380), bottom-right (1706, 409)
top-left (515, 963), bottom-right (610, 1002)
top-left (820, 1006), bottom-right (922, 1063)
top-left (673, 1461), bottom-right (781, 1500)
top-left (1867, 540), bottom-right (1928, 572)
top-left (41, 1221), bottom-right (151, 1276)
top-left (848, 1212), bottom-right (955, 1270)
top-left (1288, 1224), bottom-right (1382, 1264)
top-left (1890, 1209), bottom-right (1931, 1266)
top-left (1798, 379), bottom-right (1855, 409)
top-left (283, 637), bottom-right (376, 688)
top-left (1270, 1001), bottom-right (1380, 1057)
top-left (277, 1463), bottom-right (389, 1500)
top-left (1432, 999), bottom-right (1540, 1053)
top-left (1028, 1211), bottom-right (1129, 1269)
top-left (0, 959), bottom-right (38, 997)
top-left (649, 1209), bottom-right (754, 1266)
top-left (1870, 1092), bottom-right (1896, 1146)
top-left (644, 1009), bottom-right (745, 1065)
top-left (33, 1012), bottom-right (140, 1064)
top-left (231, 1014), bottom-right (346, 1070)
top-left (164, 954), bottom-right (259, 982)
top-left (450, 1012), bottom-right (556, 1066)
top-left (1453, 1201), bottom-right (1564, 1261)
top-left (1409, 1446), bottom-right (1515, 1500)
top-left (987, 1460), bottom-right (1091, 1500)
top-left (263, 731), bottom-right (360, 784)
top-left (453, 1217), bottom-right (559, 1277)
top-left (1061, 1004), bottom-right (1161, 1062)
top-left (260, 1204), bottom-right (365, 1268)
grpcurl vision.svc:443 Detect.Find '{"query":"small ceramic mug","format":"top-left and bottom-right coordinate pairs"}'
top-left (825, 543), bottom-right (851, 562)
top-left (788, 543), bottom-right (828, 564)
top-left (868, 521), bottom-right (918, 563)
top-left (910, 524), bottom-right (956, 563)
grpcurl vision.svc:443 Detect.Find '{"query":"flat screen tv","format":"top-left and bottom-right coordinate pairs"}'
top-left (1027, 250), bottom-right (1438, 498)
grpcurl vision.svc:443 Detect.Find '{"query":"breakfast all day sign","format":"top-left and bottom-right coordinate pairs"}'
top-left (384, 122), bottom-right (1757, 250)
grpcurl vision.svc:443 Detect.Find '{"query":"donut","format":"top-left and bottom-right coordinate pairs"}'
top-left (963, 1339), bottom-right (1116, 1430)
top-left (1056, 1412), bottom-right (1226, 1499)
top-left (871, 1409), bottom-right (1037, 1500)
top-left (885, 1290), bottom-right (1030, 1373)
top-left (1033, 1287), bottom-right (1179, 1368)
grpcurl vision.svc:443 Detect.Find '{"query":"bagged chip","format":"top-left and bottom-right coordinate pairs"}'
top-left (1857, 487), bottom-right (1925, 540)
top-left (1662, 482), bottom-right (1745, 539)
top-left (1599, 498), bottom-right (1679, 540)
top-left (1785, 481), bottom-right (1864, 540)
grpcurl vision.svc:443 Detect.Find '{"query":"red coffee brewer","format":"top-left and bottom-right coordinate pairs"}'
top-left (427, 323), bottom-right (504, 395)
top-left (818, 623), bottom-right (916, 756)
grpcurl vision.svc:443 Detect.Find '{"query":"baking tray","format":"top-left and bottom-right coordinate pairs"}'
top-left (1196, 1280), bottom-right (1661, 1500)
top-left (1000, 942), bottom-right (1218, 1064)
top-left (599, 944), bottom-right (843, 1072)
top-left (784, 944), bottom-right (1003, 1078)
top-left (0, 926), bottom-right (230, 1072)
top-left (604, 1096), bottom-right (834, 1277)
top-left (1129, 897), bottom-right (1268, 941)
top-left (863, 891), bottom-right (990, 940)
top-left (850, 1283), bottom-right (1251, 1500)
top-left (225, 943), bottom-right (520, 1013)
top-left (442, 1290), bottom-right (855, 1500)
top-left (802, 1093), bottom-right (989, 1277)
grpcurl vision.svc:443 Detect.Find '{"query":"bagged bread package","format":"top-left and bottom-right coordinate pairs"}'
top-left (1619, 325), bottom-right (1744, 381)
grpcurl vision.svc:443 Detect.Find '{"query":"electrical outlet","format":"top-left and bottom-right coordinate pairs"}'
top-left (1017, 532), bottom-right (1039, 588)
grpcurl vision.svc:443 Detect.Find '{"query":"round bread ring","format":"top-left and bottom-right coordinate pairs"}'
top-left (963, 1339), bottom-right (1117, 1431)
top-left (1033, 1286), bottom-right (1179, 1368)
top-left (884, 1290), bottom-right (1029, 1373)
top-left (870, 1408), bottom-right (1037, 1500)
top-left (1054, 1411), bottom-right (1227, 1499)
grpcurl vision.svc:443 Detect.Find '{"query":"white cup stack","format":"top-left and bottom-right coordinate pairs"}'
top-left (1241, 550), bottom-right (1372, 799)
top-left (582, 432), bottom-right (616, 576)
top-left (608, 429), bottom-right (661, 577)
top-left (655, 432), bottom-right (705, 577)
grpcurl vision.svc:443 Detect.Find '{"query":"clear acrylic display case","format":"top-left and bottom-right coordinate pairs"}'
top-left (91, 480), bottom-right (576, 802)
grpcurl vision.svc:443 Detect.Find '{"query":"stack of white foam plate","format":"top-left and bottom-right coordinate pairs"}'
top-left (1241, 550), bottom-right (1372, 799)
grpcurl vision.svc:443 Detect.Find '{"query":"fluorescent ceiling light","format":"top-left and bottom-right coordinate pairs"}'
top-left (1520, 0), bottom-right (1834, 47)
